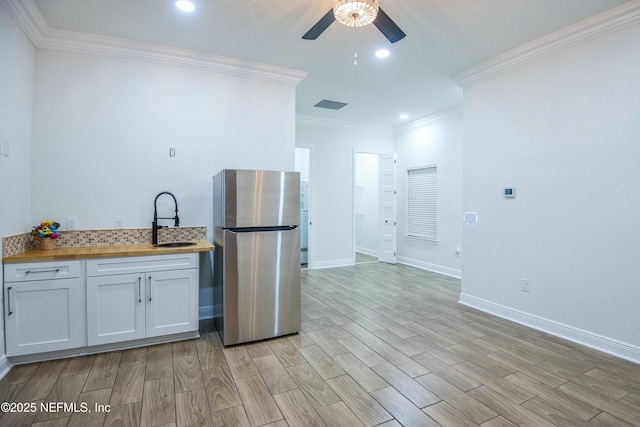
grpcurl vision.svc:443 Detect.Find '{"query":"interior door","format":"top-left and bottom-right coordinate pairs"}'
top-left (379, 153), bottom-right (397, 264)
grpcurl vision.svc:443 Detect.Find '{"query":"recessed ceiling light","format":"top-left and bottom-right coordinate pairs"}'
top-left (399, 114), bottom-right (409, 120)
top-left (375, 49), bottom-right (390, 58)
top-left (175, 1), bottom-right (195, 12)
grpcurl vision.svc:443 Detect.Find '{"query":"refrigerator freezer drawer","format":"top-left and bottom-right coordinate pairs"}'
top-left (221, 227), bottom-right (301, 345)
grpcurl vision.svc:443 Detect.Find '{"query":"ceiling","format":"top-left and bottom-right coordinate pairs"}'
top-left (30, 0), bottom-right (628, 127)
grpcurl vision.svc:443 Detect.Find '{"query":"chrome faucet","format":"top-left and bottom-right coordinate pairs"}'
top-left (152, 191), bottom-right (179, 246)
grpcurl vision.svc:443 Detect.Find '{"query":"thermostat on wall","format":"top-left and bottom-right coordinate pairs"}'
top-left (504, 187), bottom-right (516, 198)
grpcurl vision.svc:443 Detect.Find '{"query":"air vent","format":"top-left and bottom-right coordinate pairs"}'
top-left (314, 100), bottom-right (348, 110)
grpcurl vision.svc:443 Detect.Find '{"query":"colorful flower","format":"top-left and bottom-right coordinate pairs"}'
top-left (32, 220), bottom-right (61, 239)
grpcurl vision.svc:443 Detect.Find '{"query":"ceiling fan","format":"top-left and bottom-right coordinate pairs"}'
top-left (302, 0), bottom-right (406, 44)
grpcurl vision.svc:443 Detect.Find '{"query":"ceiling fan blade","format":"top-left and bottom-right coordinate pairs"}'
top-left (302, 9), bottom-right (336, 40)
top-left (373, 7), bottom-right (406, 43)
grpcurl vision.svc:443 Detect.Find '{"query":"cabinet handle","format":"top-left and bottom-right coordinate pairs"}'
top-left (148, 276), bottom-right (152, 302)
top-left (138, 277), bottom-right (142, 303)
top-left (25, 268), bottom-right (60, 275)
top-left (7, 286), bottom-right (12, 316)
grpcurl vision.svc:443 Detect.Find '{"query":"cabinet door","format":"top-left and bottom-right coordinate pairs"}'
top-left (87, 273), bottom-right (146, 345)
top-left (5, 278), bottom-right (84, 356)
top-left (146, 269), bottom-right (198, 337)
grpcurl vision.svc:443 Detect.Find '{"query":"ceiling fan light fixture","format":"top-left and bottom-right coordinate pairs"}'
top-left (333, 0), bottom-right (379, 28)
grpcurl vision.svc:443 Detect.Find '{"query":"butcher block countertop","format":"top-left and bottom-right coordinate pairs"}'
top-left (2, 240), bottom-right (214, 263)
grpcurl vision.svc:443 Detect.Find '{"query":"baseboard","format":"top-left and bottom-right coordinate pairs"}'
top-left (8, 331), bottom-right (200, 365)
top-left (0, 355), bottom-right (12, 381)
top-left (199, 305), bottom-right (215, 320)
top-left (459, 293), bottom-right (640, 364)
top-left (356, 247), bottom-right (378, 258)
top-left (313, 258), bottom-right (354, 269)
top-left (397, 256), bottom-right (462, 279)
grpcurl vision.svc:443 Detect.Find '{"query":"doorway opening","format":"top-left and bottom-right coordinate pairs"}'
top-left (295, 147), bottom-right (311, 270)
top-left (354, 151), bottom-right (380, 264)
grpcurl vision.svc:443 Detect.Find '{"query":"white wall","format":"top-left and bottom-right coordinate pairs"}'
top-left (295, 147), bottom-right (310, 182)
top-left (460, 23), bottom-right (640, 359)
top-left (19, 44), bottom-right (297, 329)
top-left (395, 111), bottom-right (463, 277)
top-left (296, 118), bottom-right (393, 268)
top-left (31, 49), bottom-right (296, 236)
top-left (0, 4), bottom-right (33, 244)
top-left (354, 152), bottom-right (379, 256)
top-left (0, 3), bottom-right (35, 365)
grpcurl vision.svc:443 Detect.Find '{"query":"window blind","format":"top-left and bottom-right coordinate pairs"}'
top-left (407, 166), bottom-right (437, 240)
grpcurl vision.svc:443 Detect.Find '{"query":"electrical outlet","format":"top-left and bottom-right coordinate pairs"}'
top-left (115, 216), bottom-right (125, 229)
top-left (521, 279), bottom-right (530, 292)
top-left (66, 217), bottom-right (77, 230)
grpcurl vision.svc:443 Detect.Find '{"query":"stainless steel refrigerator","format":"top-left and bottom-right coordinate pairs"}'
top-left (213, 169), bottom-right (301, 346)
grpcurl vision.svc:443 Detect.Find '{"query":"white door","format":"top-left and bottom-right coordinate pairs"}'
top-left (146, 269), bottom-right (199, 337)
top-left (5, 278), bottom-right (84, 356)
top-left (87, 274), bottom-right (146, 345)
top-left (379, 153), bottom-right (397, 264)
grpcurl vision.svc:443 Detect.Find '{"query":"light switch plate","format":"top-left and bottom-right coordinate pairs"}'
top-left (66, 217), bottom-right (77, 230)
top-left (0, 139), bottom-right (9, 157)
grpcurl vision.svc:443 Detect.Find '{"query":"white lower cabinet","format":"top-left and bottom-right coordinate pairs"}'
top-left (4, 261), bottom-right (85, 357)
top-left (86, 254), bottom-right (199, 346)
top-left (3, 253), bottom-right (200, 358)
top-left (144, 269), bottom-right (199, 338)
top-left (86, 273), bottom-right (146, 345)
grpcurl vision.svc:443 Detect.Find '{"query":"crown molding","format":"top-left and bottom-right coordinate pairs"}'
top-left (40, 28), bottom-right (307, 86)
top-left (453, 1), bottom-right (640, 88)
top-left (297, 106), bottom-right (464, 135)
top-left (394, 105), bottom-right (463, 135)
top-left (296, 114), bottom-right (393, 134)
top-left (1, 0), bottom-right (47, 44)
top-left (0, 0), bottom-right (307, 87)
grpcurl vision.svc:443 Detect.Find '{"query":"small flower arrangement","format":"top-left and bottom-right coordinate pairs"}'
top-left (32, 220), bottom-right (61, 240)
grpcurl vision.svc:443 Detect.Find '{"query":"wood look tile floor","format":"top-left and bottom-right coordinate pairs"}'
top-left (355, 252), bottom-right (377, 264)
top-left (1, 262), bottom-right (639, 426)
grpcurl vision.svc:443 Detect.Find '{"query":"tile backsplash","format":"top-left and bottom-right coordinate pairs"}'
top-left (2, 226), bottom-right (207, 258)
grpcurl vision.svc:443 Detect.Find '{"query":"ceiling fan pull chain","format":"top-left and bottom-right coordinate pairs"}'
top-left (353, 27), bottom-right (358, 65)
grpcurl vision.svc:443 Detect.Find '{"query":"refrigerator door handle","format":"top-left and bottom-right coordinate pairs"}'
top-left (228, 225), bottom-right (297, 233)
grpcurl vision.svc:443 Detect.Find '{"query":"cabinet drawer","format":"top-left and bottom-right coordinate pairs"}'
top-left (4, 260), bottom-right (81, 282)
top-left (87, 253), bottom-right (198, 277)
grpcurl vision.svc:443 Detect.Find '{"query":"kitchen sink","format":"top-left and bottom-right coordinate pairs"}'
top-left (157, 242), bottom-right (197, 248)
